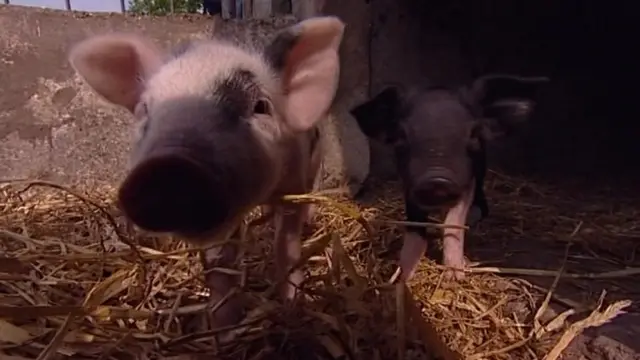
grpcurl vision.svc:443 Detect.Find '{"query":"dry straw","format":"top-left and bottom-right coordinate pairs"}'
top-left (0, 173), bottom-right (634, 360)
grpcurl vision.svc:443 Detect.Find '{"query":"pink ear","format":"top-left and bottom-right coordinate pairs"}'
top-left (280, 17), bottom-right (345, 132)
top-left (68, 33), bottom-right (165, 112)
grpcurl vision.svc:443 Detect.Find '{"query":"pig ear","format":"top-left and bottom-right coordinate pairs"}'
top-left (264, 16), bottom-right (345, 132)
top-left (349, 86), bottom-right (403, 144)
top-left (465, 74), bottom-right (549, 137)
top-left (68, 33), bottom-right (165, 113)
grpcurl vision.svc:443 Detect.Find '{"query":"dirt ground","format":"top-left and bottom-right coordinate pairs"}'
top-left (357, 170), bottom-right (640, 360)
top-left (450, 173), bottom-right (640, 360)
top-left (4, 172), bottom-right (639, 360)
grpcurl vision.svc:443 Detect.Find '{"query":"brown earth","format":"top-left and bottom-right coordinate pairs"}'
top-left (354, 173), bottom-right (640, 360)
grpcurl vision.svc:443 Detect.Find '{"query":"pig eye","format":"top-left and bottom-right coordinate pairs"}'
top-left (253, 99), bottom-right (271, 116)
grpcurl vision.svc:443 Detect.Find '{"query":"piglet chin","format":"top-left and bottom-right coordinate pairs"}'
top-left (118, 153), bottom-right (230, 236)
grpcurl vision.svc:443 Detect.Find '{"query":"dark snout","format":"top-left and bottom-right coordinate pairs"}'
top-left (411, 170), bottom-right (463, 209)
top-left (118, 153), bottom-right (229, 235)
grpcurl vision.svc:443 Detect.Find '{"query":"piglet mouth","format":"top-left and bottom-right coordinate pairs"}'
top-left (411, 176), bottom-right (463, 210)
top-left (117, 153), bottom-right (231, 236)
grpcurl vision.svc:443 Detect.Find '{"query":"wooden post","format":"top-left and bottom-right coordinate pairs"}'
top-left (252, 0), bottom-right (271, 18)
top-left (221, 0), bottom-right (236, 18)
top-left (291, 0), bottom-right (323, 19)
top-left (236, 0), bottom-right (243, 17)
top-left (272, 0), bottom-right (290, 15)
top-left (243, 0), bottom-right (253, 19)
top-left (120, 0), bottom-right (125, 13)
top-left (65, 0), bottom-right (71, 10)
top-left (169, 0), bottom-right (174, 13)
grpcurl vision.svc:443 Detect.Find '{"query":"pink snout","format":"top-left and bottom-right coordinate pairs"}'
top-left (411, 175), bottom-right (462, 208)
top-left (118, 153), bottom-right (230, 236)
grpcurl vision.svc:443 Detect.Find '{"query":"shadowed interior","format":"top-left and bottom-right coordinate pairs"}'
top-left (117, 154), bottom-right (228, 235)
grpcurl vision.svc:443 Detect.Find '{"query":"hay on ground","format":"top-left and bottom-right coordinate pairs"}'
top-left (0, 174), bottom-right (634, 360)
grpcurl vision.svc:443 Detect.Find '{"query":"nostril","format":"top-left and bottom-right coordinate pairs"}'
top-left (412, 177), bottom-right (460, 207)
top-left (118, 154), bottom-right (227, 235)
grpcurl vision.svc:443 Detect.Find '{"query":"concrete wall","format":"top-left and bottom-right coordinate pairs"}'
top-left (0, 6), bottom-right (215, 188)
top-left (0, 4), bottom-right (371, 193)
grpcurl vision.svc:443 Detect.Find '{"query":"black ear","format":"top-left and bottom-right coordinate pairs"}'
top-left (349, 86), bottom-right (403, 143)
top-left (465, 74), bottom-right (550, 137)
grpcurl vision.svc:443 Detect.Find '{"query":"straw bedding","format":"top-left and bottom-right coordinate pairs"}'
top-left (0, 172), bottom-right (636, 360)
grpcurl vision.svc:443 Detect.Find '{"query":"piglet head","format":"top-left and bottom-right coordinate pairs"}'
top-left (350, 74), bottom-right (549, 211)
top-left (69, 17), bottom-right (344, 242)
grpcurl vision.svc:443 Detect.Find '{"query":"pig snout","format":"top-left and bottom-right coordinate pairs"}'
top-left (411, 170), bottom-right (463, 208)
top-left (118, 153), bottom-right (230, 235)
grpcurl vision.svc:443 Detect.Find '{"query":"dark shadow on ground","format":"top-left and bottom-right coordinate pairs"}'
top-left (355, 170), bottom-right (640, 359)
top-left (468, 172), bottom-right (640, 359)
top-left (361, 1), bottom-right (640, 357)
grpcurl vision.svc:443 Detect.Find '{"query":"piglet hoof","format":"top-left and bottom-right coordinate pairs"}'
top-left (442, 256), bottom-right (467, 281)
top-left (443, 267), bottom-right (466, 281)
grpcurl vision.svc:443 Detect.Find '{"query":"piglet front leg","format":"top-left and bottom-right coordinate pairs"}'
top-left (274, 203), bottom-right (307, 300)
top-left (442, 181), bottom-right (476, 281)
top-left (390, 199), bottom-right (429, 283)
top-left (392, 232), bottom-right (429, 283)
top-left (202, 243), bottom-right (243, 328)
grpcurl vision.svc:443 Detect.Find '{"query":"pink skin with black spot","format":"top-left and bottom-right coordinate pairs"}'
top-left (68, 17), bottom-right (345, 328)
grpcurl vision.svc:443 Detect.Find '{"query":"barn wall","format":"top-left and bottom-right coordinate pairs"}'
top-left (0, 6), bottom-right (216, 188)
top-left (0, 4), bottom-right (373, 193)
top-left (1, 2), bottom-right (637, 192)
top-left (366, 0), bottom-right (640, 182)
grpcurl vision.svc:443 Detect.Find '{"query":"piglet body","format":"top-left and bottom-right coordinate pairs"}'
top-left (68, 17), bottom-right (345, 326)
top-left (351, 76), bottom-right (548, 282)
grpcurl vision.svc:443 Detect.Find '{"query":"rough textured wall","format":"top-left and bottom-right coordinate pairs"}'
top-left (0, 5), bottom-right (216, 188)
top-left (0, 4), bottom-right (371, 194)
